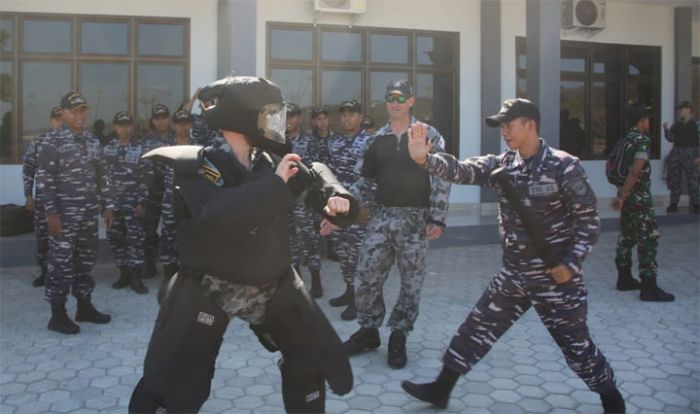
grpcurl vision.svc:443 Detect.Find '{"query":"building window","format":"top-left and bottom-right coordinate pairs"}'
top-left (267, 23), bottom-right (460, 155)
top-left (516, 37), bottom-right (661, 160)
top-left (0, 13), bottom-right (189, 164)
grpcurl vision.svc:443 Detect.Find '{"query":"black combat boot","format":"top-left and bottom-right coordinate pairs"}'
top-left (329, 283), bottom-right (354, 307)
top-left (640, 277), bottom-right (675, 302)
top-left (600, 386), bottom-right (626, 413)
top-left (666, 203), bottom-right (678, 213)
top-left (48, 302), bottom-right (80, 335)
top-left (129, 268), bottom-right (149, 294)
top-left (341, 301), bottom-right (357, 321)
top-left (32, 271), bottom-right (46, 287)
top-left (163, 263), bottom-right (179, 280)
top-left (616, 268), bottom-right (641, 291)
top-left (388, 331), bottom-right (407, 368)
top-left (310, 269), bottom-right (323, 298)
top-left (75, 297), bottom-right (111, 324)
top-left (143, 256), bottom-right (157, 278)
top-left (401, 366), bottom-right (460, 409)
top-left (112, 266), bottom-right (131, 289)
top-left (344, 327), bottom-right (380, 354)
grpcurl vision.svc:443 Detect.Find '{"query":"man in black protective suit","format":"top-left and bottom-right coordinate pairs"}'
top-left (128, 76), bottom-right (359, 413)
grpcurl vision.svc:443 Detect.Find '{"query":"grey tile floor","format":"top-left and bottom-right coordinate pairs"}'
top-left (1, 221), bottom-right (698, 413)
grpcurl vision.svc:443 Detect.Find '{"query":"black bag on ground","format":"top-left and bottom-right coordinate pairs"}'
top-left (0, 204), bottom-right (33, 236)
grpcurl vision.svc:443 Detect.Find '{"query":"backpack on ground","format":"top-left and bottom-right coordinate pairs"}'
top-left (0, 204), bottom-right (34, 236)
top-left (605, 136), bottom-right (634, 186)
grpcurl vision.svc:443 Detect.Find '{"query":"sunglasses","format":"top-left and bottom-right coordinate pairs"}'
top-left (385, 95), bottom-right (408, 104)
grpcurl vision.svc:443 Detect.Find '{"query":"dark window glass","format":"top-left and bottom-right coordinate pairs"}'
top-left (628, 49), bottom-right (656, 76)
top-left (271, 29), bottom-right (312, 61)
top-left (417, 36), bottom-right (453, 66)
top-left (1, 60), bottom-right (13, 162)
top-left (136, 64), bottom-right (185, 120)
top-left (517, 77), bottom-right (527, 98)
top-left (322, 31), bottom-right (362, 62)
top-left (593, 47), bottom-right (620, 74)
top-left (369, 71), bottom-right (409, 128)
top-left (270, 68), bottom-right (313, 108)
top-left (22, 19), bottom-right (72, 53)
top-left (561, 46), bottom-right (586, 73)
top-left (138, 23), bottom-right (184, 56)
top-left (1, 19), bottom-right (13, 53)
top-left (416, 73), bottom-right (455, 154)
top-left (81, 21), bottom-right (128, 55)
top-left (371, 34), bottom-right (408, 64)
top-left (22, 61), bottom-right (71, 151)
top-left (559, 79), bottom-right (587, 158)
top-left (321, 70), bottom-right (361, 107)
top-left (80, 63), bottom-right (129, 131)
top-left (591, 80), bottom-right (621, 157)
top-left (516, 37), bottom-right (527, 71)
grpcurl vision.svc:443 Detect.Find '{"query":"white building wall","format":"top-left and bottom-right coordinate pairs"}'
top-left (256, 0), bottom-right (483, 205)
top-left (501, 0), bottom-right (677, 200)
top-left (0, 0), bottom-right (219, 205)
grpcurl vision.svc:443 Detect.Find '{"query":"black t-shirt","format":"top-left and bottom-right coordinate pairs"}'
top-left (670, 119), bottom-right (699, 148)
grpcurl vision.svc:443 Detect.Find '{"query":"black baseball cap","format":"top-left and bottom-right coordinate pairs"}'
top-left (386, 80), bottom-right (413, 97)
top-left (49, 106), bottom-right (62, 119)
top-left (627, 103), bottom-right (651, 126)
top-left (112, 111), bottom-right (134, 125)
top-left (675, 100), bottom-right (692, 110)
top-left (338, 99), bottom-right (362, 113)
top-left (151, 104), bottom-right (170, 118)
top-left (361, 116), bottom-right (375, 129)
top-left (311, 106), bottom-right (329, 118)
top-left (60, 92), bottom-right (88, 110)
top-left (286, 102), bottom-right (301, 116)
top-left (485, 98), bottom-right (541, 127)
top-left (172, 109), bottom-right (194, 123)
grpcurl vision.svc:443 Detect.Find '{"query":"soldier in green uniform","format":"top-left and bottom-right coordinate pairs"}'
top-left (612, 104), bottom-right (674, 302)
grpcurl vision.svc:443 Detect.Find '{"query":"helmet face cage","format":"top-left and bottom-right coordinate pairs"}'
top-left (258, 103), bottom-right (287, 144)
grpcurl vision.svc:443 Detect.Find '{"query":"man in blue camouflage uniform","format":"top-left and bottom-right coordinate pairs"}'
top-left (662, 100), bottom-right (699, 214)
top-left (613, 104), bottom-right (674, 302)
top-left (321, 99), bottom-right (374, 320)
top-left (22, 106), bottom-right (62, 287)
top-left (141, 104), bottom-right (174, 278)
top-left (159, 109), bottom-right (195, 280)
top-left (104, 111), bottom-right (149, 294)
top-left (185, 87), bottom-right (220, 147)
top-left (343, 80), bottom-right (451, 369)
top-left (286, 102), bottom-right (324, 298)
top-left (400, 98), bottom-right (626, 414)
top-left (37, 92), bottom-right (115, 335)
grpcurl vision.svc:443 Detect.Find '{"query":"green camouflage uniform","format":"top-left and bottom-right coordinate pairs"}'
top-left (615, 127), bottom-right (659, 279)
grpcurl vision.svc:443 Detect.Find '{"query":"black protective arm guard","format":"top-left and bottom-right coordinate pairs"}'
top-left (490, 167), bottom-right (559, 267)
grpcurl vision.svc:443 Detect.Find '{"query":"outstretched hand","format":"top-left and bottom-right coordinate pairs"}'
top-left (275, 153), bottom-right (301, 183)
top-left (407, 121), bottom-right (432, 165)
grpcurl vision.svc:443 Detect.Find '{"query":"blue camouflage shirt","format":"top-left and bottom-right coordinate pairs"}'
top-left (103, 137), bottom-right (150, 209)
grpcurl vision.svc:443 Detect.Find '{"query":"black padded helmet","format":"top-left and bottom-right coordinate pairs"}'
top-left (202, 76), bottom-right (287, 151)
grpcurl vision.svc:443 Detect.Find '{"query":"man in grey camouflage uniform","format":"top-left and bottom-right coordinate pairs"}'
top-left (321, 99), bottom-right (374, 320)
top-left (22, 105), bottom-right (62, 287)
top-left (103, 111), bottom-right (149, 294)
top-left (37, 92), bottom-right (115, 335)
top-left (286, 102), bottom-right (324, 298)
top-left (185, 87), bottom-right (220, 147)
top-left (663, 100), bottom-right (699, 214)
top-left (343, 80), bottom-right (451, 369)
top-left (400, 98), bottom-right (626, 414)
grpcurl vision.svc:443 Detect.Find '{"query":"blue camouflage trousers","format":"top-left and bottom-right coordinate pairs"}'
top-left (355, 207), bottom-right (429, 335)
top-left (328, 223), bottom-right (366, 284)
top-left (33, 195), bottom-right (49, 276)
top-left (45, 206), bottom-right (99, 303)
top-left (159, 201), bottom-right (177, 265)
top-left (667, 146), bottom-right (699, 206)
top-left (443, 264), bottom-right (616, 393)
top-left (106, 205), bottom-right (145, 269)
top-left (290, 205), bottom-right (321, 273)
top-left (143, 200), bottom-right (161, 264)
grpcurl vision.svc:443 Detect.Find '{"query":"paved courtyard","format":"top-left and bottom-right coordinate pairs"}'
top-left (1, 220), bottom-right (698, 413)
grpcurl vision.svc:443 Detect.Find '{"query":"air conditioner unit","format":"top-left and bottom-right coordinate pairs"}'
top-left (313, 0), bottom-right (367, 14)
top-left (562, 0), bottom-right (606, 30)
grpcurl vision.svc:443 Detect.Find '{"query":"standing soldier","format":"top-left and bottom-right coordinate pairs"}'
top-left (401, 98), bottom-right (626, 414)
top-left (159, 109), bottom-right (195, 280)
top-left (663, 100), bottom-right (699, 214)
top-left (613, 104), bottom-right (675, 301)
top-left (185, 87), bottom-right (220, 147)
top-left (286, 103), bottom-right (324, 297)
top-left (104, 111), bottom-right (149, 294)
top-left (343, 80), bottom-right (451, 369)
top-left (37, 92), bottom-right (114, 335)
top-left (141, 104), bottom-right (174, 278)
top-left (322, 100), bottom-right (373, 320)
top-left (22, 105), bottom-right (62, 287)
